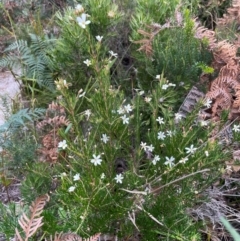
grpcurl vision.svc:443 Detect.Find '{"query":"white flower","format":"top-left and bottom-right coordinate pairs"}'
top-left (162, 84), bottom-right (169, 90)
top-left (145, 186), bottom-right (151, 193)
top-left (73, 173), bottom-right (80, 181)
top-left (156, 75), bottom-right (160, 79)
top-left (108, 10), bottom-right (115, 18)
top-left (79, 91), bottom-right (86, 98)
top-left (101, 134), bottom-right (109, 144)
top-left (166, 130), bottom-right (173, 137)
top-left (76, 13), bottom-right (91, 28)
top-left (205, 151), bottom-right (209, 157)
top-left (85, 109), bottom-right (91, 119)
top-left (140, 142), bottom-right (147, 151)
top-left (179, 157), bottom-right (188, 164)
top-left (96, 35), bottom-right (103, 42)
top-left (168, 83), bottom-right (176, 87)
top-left (75, 4), bottom-right (84, 12)
top-left (185, 144), bottom-right (197, 154)
top-left (204, 98), bottom-right (212, 108)
top-left (225, 165), bottom-right (232, 172)
top-left (117, 106), bottom-right (125, 114)
top-left (200, 120), bottom-right (208, 126)
top-left (232, 124), bottom-right (240, 132)
top-left (144, 97), bottom-right (152, 103)
top-left (58, 140), bottom-right (67, 150)
top-left (68, 186), bottom-right (76, 192)
top-left (109, 50), bottom-right (118, 58)
top-left (164, 156), bottom-right (175, 168)
top-left (139, 91), bottom-right (145, 96)
top-left (124, 104), bottom-right (132, 113)
top-left (121, 115), bottom-right (129, 124)
top-left (176, 187), bottom-right (182, 194)
top-left (63, 80), bottom-right (68, 88)
top-left (159, 97), bottom-right (165, 103)
top-left (90, 154), bottom-right (102, 166)
top-left (114, 173), bottom-right (124, 184)
top-left (61, 172), bottom-right (67, 177)
top-left (152, 155), bottom-right (160, 165)
top-left (156, 117), bottom-right (164, 124)
top-left (83, 59), bottom-right (92, 66)
top-left (175, 113), bottom-right (182, 120)
top-left (100, 173), bottom-right (105, 179)
top-left (158, 131), bottom-right (166, 140)
top-left (146, 144), bottom-right (154, 152)
top-left (55, 79), bottom-right (71, 90)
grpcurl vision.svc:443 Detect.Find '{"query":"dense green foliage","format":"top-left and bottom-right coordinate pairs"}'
top-left (0, 0), bottom-right (237, 240)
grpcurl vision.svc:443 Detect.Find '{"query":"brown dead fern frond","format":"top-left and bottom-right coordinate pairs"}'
top-left (217, 0), bottom-right (240, 26)
top-left (134, 30), bottom-right (154, 57)
top-left (206, 86), bottom-right (232, 118)
top-left (233, 88), bottom-right (240, 108)
top-left (47, 101), bottom-right (66, 115)
top-left (219, 59), bottom-right (239, 80)
top-left (37, 101), bottom-right (70, 130)
top-left (204, 35), bottom-right (240, 121)
top-left (213, 41), bottom-right (237, 64)
top-left (38, 147), bottom-right (58, 162)
top-left (36, 101), bottom-right (71, 163)
top-left (15, 194), bottom-right (50, 241)
top-left (37, 130), bottom-right (60, 163)
top-left (222, 76), bottom-right (240, 89)
top-left (134, 23), bottom-right (167, 57)
top-left (50, 232), bottom-right (63, 241)
top-left (50, 232), bottom-right (101, 241)
top-left (194, 23), bottom-right (217, 49)
top-left (42, 130), bottom-right (59, 149)
top-left (227, 0), bottom-right (240, 22)
top-left (37, 116), bottom-right (71, 129)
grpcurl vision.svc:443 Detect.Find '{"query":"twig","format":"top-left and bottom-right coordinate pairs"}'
top-left (135, 204), bottom-right (163, 226)
top-left (128, 211), bottom-right (140, 231)
top-left (151, 168), bottom-right (210, 195)
top-left (119, 188), bottom-right (147, 195)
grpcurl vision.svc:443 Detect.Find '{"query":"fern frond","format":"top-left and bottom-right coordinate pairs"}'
top-left (0, 33), bottom-right (55, 91)
top-left (213, 41), bottom-right (237, 64)
top-left (15, 194), bottom-right (50, 241)
top-left (4, 40), bottom-right (28, 53)
top-left (50, 232), bottom-right (62, 241)
top-left (217, 0), bottom-right (240, 26)
top-left (137, 29), bottom-right (153, 38)
top-left (37, 116), bottom-right (71, 129)
top-left (0, 108), bottom-right (45, 133)
top-left (133, 24), bottom-right (162, 57)
top-left (0, 54), bottom-right (21, 70)
top-left (219, 60), bottom-right (238, 80)
top-left (233, 89), bottom-right (240, 108)
top-left (50, 232), bottom-right (101, 241)
top-left (193, 23), bottom-right (217, 49)
top-left (83, 233), bottom-right (101, 241)
top-left (206, 87), bottom-right (231, 101)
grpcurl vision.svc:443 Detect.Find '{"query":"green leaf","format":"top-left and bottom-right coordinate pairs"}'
top-left (220, 217), bottom-right (240, 240)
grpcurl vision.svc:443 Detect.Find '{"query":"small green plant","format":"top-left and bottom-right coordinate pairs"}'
top-left (16, 4), bottom-right (232, 240)
top-left (0, 201), bottom-right (22, 240)
top-left (0, 1), bottom-right (238, 240)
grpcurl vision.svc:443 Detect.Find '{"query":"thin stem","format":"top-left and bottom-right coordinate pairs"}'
top-left (151, 168), bottom-right (210, 195)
